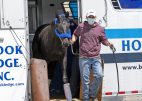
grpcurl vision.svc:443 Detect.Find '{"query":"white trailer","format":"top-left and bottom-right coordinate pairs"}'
top-left (0, 0), bottom-right (30, 101)
top-left (78, 0), bottom-right (142, 100)
top-left (2, 0), bottom-right (142, 100)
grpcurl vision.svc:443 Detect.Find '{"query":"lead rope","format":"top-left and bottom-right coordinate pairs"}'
top-left (110, 47), bottom-right (120, 96)
top-left (6, 21), bottom-right (30, 64)
top-left (70, 44), bottom-right (79, 56)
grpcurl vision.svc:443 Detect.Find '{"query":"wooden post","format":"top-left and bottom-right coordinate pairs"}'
top-left (30, 58), bottom-right (50, 101)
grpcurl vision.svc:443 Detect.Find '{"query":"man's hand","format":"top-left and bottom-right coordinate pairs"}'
top-left (69, 39), bottom-right (74, 45)
top-left (108, 43), bottom-right (116, 52)
top-left (70, 34), bottom-right (77, 45)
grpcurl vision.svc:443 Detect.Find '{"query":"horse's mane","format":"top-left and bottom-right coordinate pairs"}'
top-left (35, 24), bottom-right (49, 37)
top-left (34, 21), bottom-right (56, 37)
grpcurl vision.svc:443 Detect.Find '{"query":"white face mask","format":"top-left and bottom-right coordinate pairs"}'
top-left (87, 18), bottom-right (96, 25)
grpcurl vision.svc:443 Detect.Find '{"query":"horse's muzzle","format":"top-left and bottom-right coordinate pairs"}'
top-left (61, 38), bottom-right (71, 47)
top-left (62, 42), bottom-right (70, 47)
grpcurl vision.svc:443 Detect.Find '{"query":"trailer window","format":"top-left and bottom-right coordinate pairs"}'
top-left (111, 0), bottom-right (142, 10)
top-left (118, 0), bottom-right (142, 9)
top-left (111, 0), bottom-right (121, 9)
top-left (62, 1), bottom-right (78, 19)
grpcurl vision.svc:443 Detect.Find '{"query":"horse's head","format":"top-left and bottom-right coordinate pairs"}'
top-left (54, 12), bottom-right (71, 47)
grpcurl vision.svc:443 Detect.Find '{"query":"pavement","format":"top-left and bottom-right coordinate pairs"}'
top-left (50, 95), bottom-right (142, 101)
top-left (50, 98), bottom-right (98, 101)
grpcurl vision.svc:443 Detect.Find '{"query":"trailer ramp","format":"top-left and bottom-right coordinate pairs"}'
top-left (103, 94), bottom-right (142, 101)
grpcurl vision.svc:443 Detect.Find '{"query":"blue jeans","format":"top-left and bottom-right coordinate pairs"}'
top-left (79, 57), bottom-right (103, 101)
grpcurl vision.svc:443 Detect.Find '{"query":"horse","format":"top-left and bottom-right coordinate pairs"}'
top-left (32, 11), bottom-right (72, 100)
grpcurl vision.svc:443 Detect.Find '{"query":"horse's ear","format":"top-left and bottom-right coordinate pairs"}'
top-left (65, 11), bottom-right (69, 18)
top-left (55, 13), bottom-right (58, 19)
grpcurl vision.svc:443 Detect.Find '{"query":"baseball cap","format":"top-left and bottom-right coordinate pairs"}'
top-left (86, 10), bottom-right (96, 17)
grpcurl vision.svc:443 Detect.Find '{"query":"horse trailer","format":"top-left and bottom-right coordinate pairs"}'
top-left (0, 0), bottom-right (30, 101)
top-left (1, 0), bottom-right (142, 101)
top-left (78, 0), bottom-right (142, 100)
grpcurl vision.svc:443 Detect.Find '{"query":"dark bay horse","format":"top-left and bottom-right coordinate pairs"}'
top-left (32, 12), bottom-right (72, 100)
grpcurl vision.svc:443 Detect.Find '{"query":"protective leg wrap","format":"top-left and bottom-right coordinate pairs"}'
top-left (63, 83), bottom-right (72, 101)
top-left (63, 78), bottom-right (68, 84)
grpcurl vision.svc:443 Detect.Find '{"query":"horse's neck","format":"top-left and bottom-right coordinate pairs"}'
top-left (43, 24), bottom-right (62, 49)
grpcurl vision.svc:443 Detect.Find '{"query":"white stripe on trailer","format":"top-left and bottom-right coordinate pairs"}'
top-left (103, 90), bottom-right (142, 96)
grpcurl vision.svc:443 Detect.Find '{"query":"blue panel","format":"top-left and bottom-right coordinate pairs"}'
top-left (101, 53), bottom-right (142, 63)
top-left (69, 1), bottom-right (78, 19)
top-left (118, 0), bottom-right (142, 9)
top-left (105, 28), bottom-right (142, 39)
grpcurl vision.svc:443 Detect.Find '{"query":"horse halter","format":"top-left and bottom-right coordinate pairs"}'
top-left (54, 17), bottom-right (71, 47)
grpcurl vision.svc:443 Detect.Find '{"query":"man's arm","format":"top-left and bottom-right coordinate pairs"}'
top-left (99, 28), bottom-right (116, 51)
top-left (70, 23), bottom-right (81, 44)
top-left (105, 41), bottom-right (116, 52)
top-left (70, 34), bottom-right (78, 44)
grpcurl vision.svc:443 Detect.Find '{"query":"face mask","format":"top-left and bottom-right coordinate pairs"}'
top-left (87, 18), bottom-right (96, 25)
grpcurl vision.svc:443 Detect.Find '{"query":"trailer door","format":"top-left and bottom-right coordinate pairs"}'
top-left (0, 0), bottom-right (29, 101)
top-left (0, 0), bottom-right (26, 28)
top-left (78, 0), bottom-right (106, 26)
top-left (80, 0), bottom-right (142, 99)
